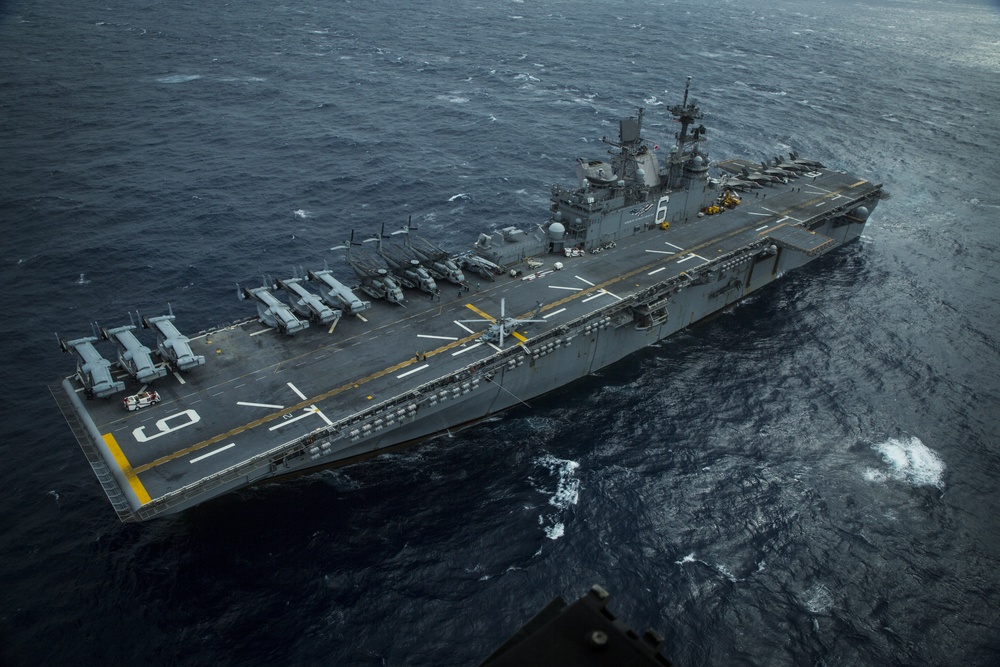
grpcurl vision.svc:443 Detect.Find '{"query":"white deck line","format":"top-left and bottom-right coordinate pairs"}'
top-left (543, 308), bottom-right (567, 319)
top-left (311, 405), bottom-right (334, 426)
top-left (452, 342), bottom-right (484, 356)
top-left (417, 334), bottom-right (459, 340)
top-left (286, 382), bottom-right (307, 400)
top-left (396, 364), bottom-right (429, 379)
top-left (575, 275), bottom-right (595, 286)
top-left (237, 401), bottom-right (285, 410)
top-left (648, 267), bottom-right (668, 275)
top-left (548, 285), bottom-right (582, 291)
top-left (190, 443), bottom-right (236, 464)
top-left (677, 253), bottom-right (708, 264)
top-left (268, 409), bottom-right (317, 431)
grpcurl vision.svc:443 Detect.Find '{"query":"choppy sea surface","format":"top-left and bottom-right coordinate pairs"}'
top-left (2, 0), bottom-right (999, 664)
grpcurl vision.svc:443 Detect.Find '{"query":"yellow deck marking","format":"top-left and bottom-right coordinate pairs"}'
top-left (102, 433), bottom-right (151, 505)
top-left (849, 180), bottom-right (868, 187)
top-left (511, 331), bottom-right (527, 343)
top-left (464, 303), bottom-right (496, 322)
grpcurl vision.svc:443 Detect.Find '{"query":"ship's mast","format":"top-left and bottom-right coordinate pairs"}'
top-left (666, 76), bottom-right (706, 189)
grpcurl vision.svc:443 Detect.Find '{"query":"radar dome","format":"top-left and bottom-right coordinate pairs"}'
top-left (848, 206), bottom-right (870, 222)
top-left (548, 222), bottom-right (566, 240)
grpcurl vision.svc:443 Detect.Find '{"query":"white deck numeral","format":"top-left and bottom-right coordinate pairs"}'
top-left (655, 195), bottom-right (670, 224)
top-left (133, 409), bottom-right (201, 443)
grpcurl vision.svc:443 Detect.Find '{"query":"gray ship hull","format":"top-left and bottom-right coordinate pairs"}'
top-left (51, 92), bottom-right (882, 521)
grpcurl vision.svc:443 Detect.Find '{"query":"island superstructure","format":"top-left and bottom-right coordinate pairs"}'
top-left (51, 80), bottom-right (882, 521)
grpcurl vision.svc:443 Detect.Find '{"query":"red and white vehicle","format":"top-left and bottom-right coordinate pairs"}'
top-left (123, 390), bottom-right (161, 411)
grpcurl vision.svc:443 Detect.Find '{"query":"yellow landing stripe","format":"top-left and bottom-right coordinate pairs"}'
top-left (849, 179), bottom-right (868, 187)
top-left (511, 331), bottom-right (528, 343)
top-left (464, 303), bottom-right (496, 321)
top-left (102, 433), bottom-right (151, 505)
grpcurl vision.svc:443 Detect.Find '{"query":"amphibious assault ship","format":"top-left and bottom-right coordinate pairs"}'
top-left (51, 79), bottom-right (882, 521)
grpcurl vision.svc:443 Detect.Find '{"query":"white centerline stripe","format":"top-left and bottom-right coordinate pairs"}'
top-left (645, 249), bottom-right (672, 254)
top-left (356, 314), bottom-right (368, 323)
top-left (648, 267), bottom-right (668, 275)
top-left (237, 401), bottom-right (285, 410)
top-left (755, 225), bottom-right (770, 231)
top-left (190, 443), bottom-right (236, 464)
top-left (287, 382), bottom-right (307, 400)
top-left (549, 285), bottom-right (582, 291)
top-left (663, 242), bottom-right (685, 251)
top-left (582, 290), bottom-right (607, 303)
top-left (452, 342), bottom-right (483, 356)
top-left (454, 320), bottom-right (476, 334)
top-left (575, 275), bottom-right (595, 286)
top-left (397, 364), bottom-right (429, 379)
top-left (173, 372), bottom-right (186, 385)
top-left (748, 212), bottom-right (771, 217)
top-left (543, 308), bottom-right (567, 319)
top-left (417, 334), bottom-right (459, 341)
top-left (249, 327), bottom-right (272, 337)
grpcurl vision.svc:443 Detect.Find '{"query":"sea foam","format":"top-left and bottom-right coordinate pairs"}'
top-left (533, 455), bottom-right (580, 540)
top-left (864, 436), bottom-right (945, 489)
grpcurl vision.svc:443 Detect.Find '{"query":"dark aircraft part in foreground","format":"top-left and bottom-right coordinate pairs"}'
top-left (480, 585), bottom-right (674, 667)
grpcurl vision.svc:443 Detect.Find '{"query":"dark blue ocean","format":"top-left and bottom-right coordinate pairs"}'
top-left (2, 0), bottom-right (999, 664)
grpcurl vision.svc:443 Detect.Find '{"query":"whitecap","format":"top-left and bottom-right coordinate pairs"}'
top-left (448, 193), bottom-right (470, 202)
top-left (76, 273), bottom-right (90, 285)
top-left (864, 436), bottom-right (945, 489)
top-left (293, 209), bottom-right (310, 219)
top-left (544, 523), bottom-right (564, 540)
top-left (532, 454), bottom-right (581, 540)
top-left (801, 583), bottom-right (834, 614)
top-left (156, 74), bottom-right (202, 84)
